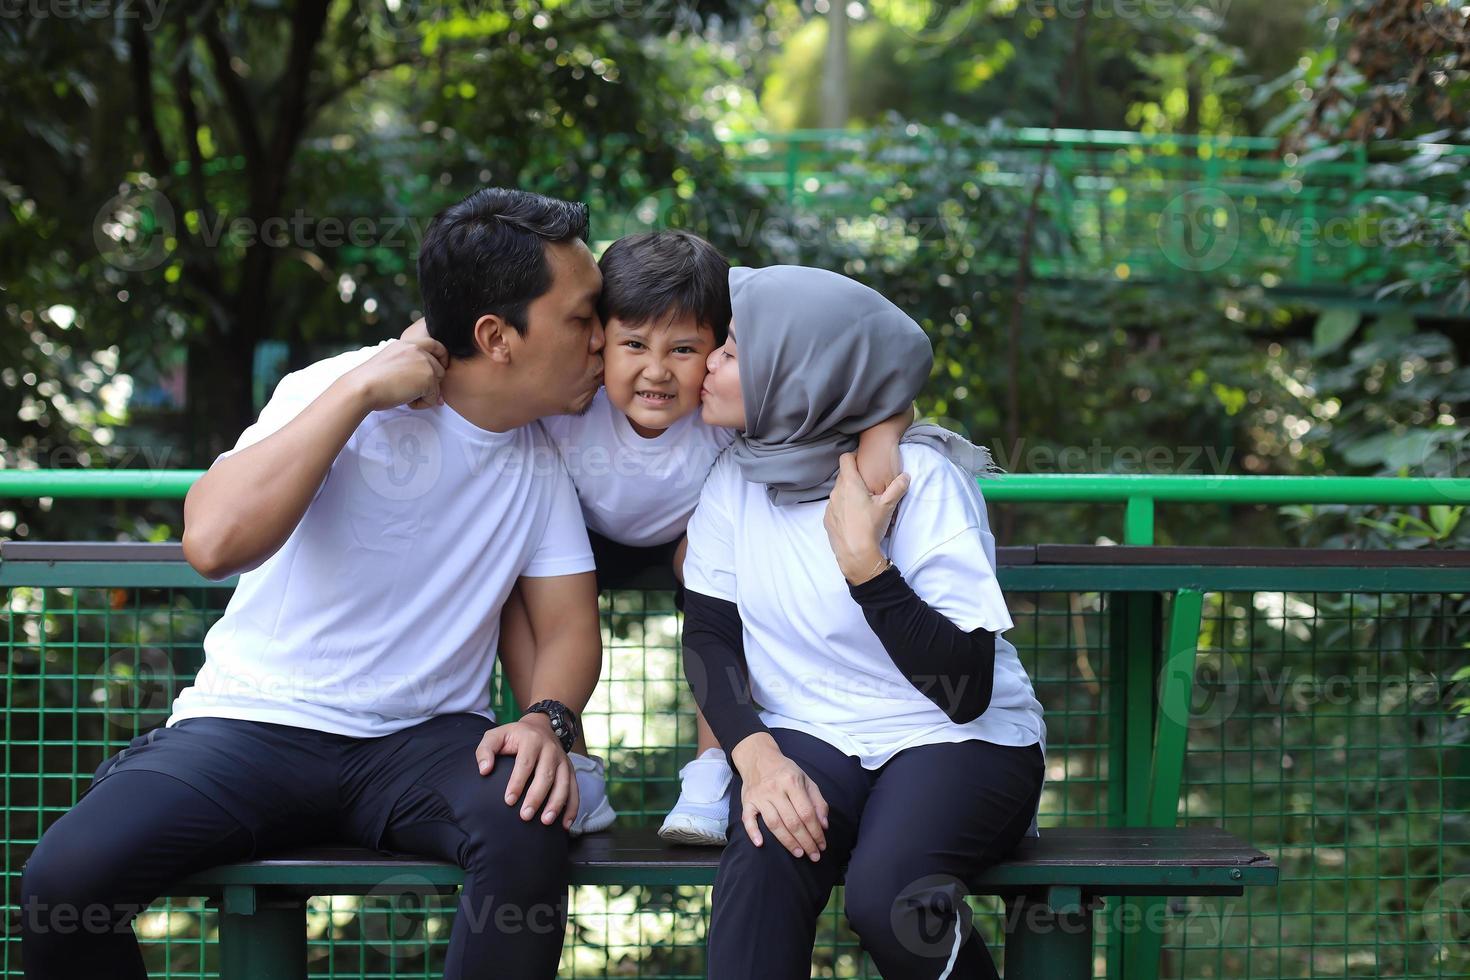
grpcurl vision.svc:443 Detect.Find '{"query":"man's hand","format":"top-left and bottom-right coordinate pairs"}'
top-left (350, 337), bottom-right (448, 412)
top-left (475, 714), bottom-right (579, 831)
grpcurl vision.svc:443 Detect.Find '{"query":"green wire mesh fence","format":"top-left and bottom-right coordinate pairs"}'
top-left (4, 564), bottom-right (1468, 977)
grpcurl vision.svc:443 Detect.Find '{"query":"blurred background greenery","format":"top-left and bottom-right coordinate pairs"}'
top-left (2, 0), bottom-right (1467, 553)
top-left (4, 5), bottom-right (1470, 979)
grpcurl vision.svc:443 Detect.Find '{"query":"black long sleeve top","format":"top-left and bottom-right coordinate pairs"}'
top-left (681, 565), bottom-right (998, 753)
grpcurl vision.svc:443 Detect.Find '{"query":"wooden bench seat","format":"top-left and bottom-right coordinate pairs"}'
top-left (167, 826), bottom-right (1277, 980)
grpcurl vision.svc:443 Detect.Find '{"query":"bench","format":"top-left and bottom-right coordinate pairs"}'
top-left (168, 826), bottom-right (1277, 980)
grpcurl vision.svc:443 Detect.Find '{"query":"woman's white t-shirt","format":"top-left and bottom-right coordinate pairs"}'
top-left (168, 344), bottom-right (595, 738)
top-left (683, 443), bottom-right (1046, 829)
top-left (540, 388), bottom-right (737, 547)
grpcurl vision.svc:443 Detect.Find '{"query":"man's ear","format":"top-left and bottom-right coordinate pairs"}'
top-left (473, 313), bottom-right (514, 364)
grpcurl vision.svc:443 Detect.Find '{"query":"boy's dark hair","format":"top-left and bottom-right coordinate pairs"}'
top-left (418, 187), bottom-right (590, 358)
top-left (597, 231), bottom-right (731, 345)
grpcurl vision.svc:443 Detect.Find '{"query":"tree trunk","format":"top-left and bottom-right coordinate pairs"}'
top-left (179, 0), bottom-right (330, 464)
top-left (186, 325), bottom-right (257, 465)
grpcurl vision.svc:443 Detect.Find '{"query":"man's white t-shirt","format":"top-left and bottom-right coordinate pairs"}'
top-left (167, 344), bottom-right (595, 738)
top-left (683, 443), bottom-right (1046, 829)
top-left (540, 388), bottom-right (736, 547)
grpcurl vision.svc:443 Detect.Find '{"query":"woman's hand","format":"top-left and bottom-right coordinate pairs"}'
top-left (824, 452), bottom-right (909, 585)
top-left (730, 733), bottom-right (829, 861)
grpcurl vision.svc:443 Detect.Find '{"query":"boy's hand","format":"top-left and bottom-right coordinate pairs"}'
top-left (401, 317), bottom-right (430, 343)
top-left (349, 337), bottom-right (448, 411)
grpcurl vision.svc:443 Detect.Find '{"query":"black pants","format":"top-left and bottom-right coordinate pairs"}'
top-left (708, 729), bottom-right (1044, 980)
top-left (19, 713), bottom-right (569, 979)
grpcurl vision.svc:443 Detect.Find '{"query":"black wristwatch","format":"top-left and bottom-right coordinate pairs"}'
top-left (524, 699), bottom-right (578, 754)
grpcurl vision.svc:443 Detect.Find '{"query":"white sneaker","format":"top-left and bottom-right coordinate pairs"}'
top-left (568, 752), bottom-right (617, 837)
top-left (658, 748), bottom-right (732, 846)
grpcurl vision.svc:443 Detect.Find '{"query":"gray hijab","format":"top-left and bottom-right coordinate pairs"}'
top-left (728, 265), bottom-right (1000, 504)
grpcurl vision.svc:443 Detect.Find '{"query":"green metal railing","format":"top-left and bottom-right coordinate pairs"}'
top-left (3, 472), bottom-right (1469, 978)
top-left (717, 128), bottom-right (1470, 308)
top-left (5, 469), bottom-right (1468, 544)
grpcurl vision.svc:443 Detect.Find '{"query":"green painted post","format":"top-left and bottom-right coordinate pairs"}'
top-left (1123, 594), bottom-right (1162, 825)
top-left (1124, 495), bottom-right (1155, 545)
top-left (785, 138), bottom-right (800, 204)
top-left (1107, 587), bottom-right (1162, 979)
top-left (1148, 589), bottom-right (1205, 825)
top-left (1124, 589), bottom-right (1207, 980)
top-left (1105, 596), bottom-right (1129, 980)
top-left (217, 886), bottom-right (307, 980)
top-left (1297, 195), bottom-right (1318, 285)
top-left (1004, 888), bottom-right (1097, 980)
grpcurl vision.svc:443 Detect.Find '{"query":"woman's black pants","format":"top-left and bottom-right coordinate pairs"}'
top-left (707, 728), bottom-right (1045, 980)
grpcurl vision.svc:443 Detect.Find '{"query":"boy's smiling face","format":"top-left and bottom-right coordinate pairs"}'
top-left (603, 312), bottom-right (717, 437)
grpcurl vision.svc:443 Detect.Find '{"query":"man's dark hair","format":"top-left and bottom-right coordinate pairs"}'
top-left (597, 231), bottom-right (731, 345)
top-left (418, 188), bottom-right (590, 358)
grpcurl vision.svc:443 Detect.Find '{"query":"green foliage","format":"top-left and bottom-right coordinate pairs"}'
top-left (1274, 312), bottom-right (1470, 715)
top-left (709, 116), bottom-right (1345, 544)
top-left (0, 0), bottom-right (777, 542)
top-left (760, 1), bottom-right (1317, 134)
top-left (3, 3), bottom-right (1468, 554)
top-left (1270, 1), bottom-right (1470, 310)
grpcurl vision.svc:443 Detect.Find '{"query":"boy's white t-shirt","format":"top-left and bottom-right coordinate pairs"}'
top-left (167, 344), bottom-right (595, 738)
top-left (540, 388), bottom-right (737, 547)
top-left (683, 442), bottom-right (1047, 830)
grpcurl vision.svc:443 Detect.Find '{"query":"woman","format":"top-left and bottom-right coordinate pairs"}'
top-left (682, 265), bottom-right (1047, 979)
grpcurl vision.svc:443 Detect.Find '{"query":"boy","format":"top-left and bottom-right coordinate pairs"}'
top-left (424, 231), bottom-right (910, 845)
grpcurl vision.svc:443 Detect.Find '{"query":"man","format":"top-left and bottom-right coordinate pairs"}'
top-left (20, 188), bottom-right (606, 979)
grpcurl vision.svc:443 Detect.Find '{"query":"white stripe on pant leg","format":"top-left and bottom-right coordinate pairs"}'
top-left (936, 906), bottom-right (964, 980)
